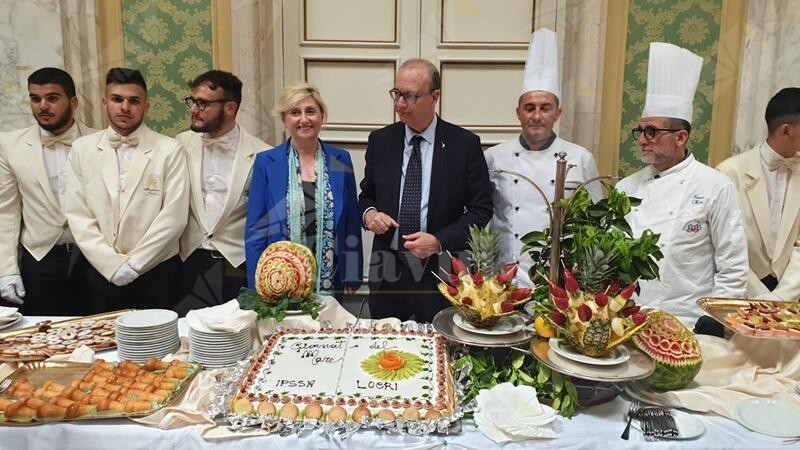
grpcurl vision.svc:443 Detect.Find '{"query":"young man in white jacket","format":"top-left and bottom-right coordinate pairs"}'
top-left (174, 70), bottom-right (270, 315)
top-left (66, 68), bottom-right (189, 313)
top-left (0, 68), bottom-right (96, 314)
top-left (717, 87), bottom-right (800, 302)
top-left (616, 43), bottom-right (748, 335)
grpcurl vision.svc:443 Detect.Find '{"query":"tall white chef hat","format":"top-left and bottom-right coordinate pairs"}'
top-left (641, 42), bottom-right (703, 124)
top-left (521, 28), bottom-right (560, 100)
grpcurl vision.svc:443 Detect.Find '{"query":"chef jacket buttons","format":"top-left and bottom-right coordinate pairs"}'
top-left (514, 179), bottom-right (518, 184)
top-left (515, 153), bottom-right (520, 157)
top-left (515, 206), bottom-right (520, 211)
top-left (514, 233), bottom-right (519, 238)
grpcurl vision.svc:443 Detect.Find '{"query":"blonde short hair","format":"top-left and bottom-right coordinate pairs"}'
top-left (275, 82), bottom-right (328, 118)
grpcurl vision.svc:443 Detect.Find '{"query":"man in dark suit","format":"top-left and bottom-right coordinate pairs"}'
top-left (358, 59), bottom-right (493, 323)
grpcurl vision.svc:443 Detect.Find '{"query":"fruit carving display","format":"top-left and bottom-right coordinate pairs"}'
top-left (544, 268), bottom-right (648, 357)
top-left (523, 187), bottom-right (663, 356)
top-left (238, 241), bottom-right (321, 321)
top-left (632, 310), bottom-right (703, 390)
top-left (254, 241), bottom-right (317, 299)
top-left (437, 225), bottom-right (533, 327)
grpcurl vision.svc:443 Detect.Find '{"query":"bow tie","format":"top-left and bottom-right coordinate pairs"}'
top-left (768, 155), bottom-right (800, 171)
top-left (202, 135), bottom-right (230, 150)
top-left (109, 133), bottom-right (139, 149)
top-left (41, 133), bottom-right (75, 149)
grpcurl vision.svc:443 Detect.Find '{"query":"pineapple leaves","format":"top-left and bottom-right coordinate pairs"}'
top-left (525, 187), bottom-right (662, 290)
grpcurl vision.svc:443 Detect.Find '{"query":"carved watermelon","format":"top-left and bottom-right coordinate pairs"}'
top-left (632, 310), bottom-right (702, 391)
top-left (255, 241), bottom-right (317, 300)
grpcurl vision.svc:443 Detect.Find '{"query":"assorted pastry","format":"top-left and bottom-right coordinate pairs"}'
top-left (230, 396), bottom-right (444, 423)
top-left (723, 301), bottom-right (800, 337)
top-left (0, 319), bottom-right (116, 361)
top-left (0, 358), bottom-right (195, 423)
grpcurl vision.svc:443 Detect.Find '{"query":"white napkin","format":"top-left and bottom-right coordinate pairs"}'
top-left (474, 382), bottom-right (558, 443)
top-left (186, 299), bottom-right (256, 333)
top-left (45, 344), bottom-right (95, 363)
top-left (0, 306), bottom-right (18, 320)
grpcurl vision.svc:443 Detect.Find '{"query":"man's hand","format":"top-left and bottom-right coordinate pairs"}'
top-left (365, 210), bottom-right (399, 235)
top-left (0, 275), bottom-right (25, 305)
top-left (403, 232), bottom-right (441, 259)
top-left (111, 262), bottom-right (139, 287)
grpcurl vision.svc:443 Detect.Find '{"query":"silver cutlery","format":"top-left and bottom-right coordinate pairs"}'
top-left (621, 400), bottom-right (640, 440)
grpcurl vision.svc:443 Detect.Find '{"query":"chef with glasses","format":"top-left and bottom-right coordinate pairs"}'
top-left (616, 42), bottom-right (748, 335)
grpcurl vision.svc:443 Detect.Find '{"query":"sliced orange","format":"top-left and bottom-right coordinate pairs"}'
top-left (534, 315), bottom-right (556, 338)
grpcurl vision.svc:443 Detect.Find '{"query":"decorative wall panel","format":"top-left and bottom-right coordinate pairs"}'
top-left (617, 0), bottom-right (722, 176)
top-left (121, 0), bottom-right (214, 137)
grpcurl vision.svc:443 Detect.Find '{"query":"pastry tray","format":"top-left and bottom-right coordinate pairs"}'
top-left (697, 297), bottom-right (800, 340)
top-left (0, 310), bottom-right (134, 362)
top-left (0, 360), bottom-right (200, 425)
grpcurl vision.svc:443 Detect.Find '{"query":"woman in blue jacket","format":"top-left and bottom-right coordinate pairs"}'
top-left (245, 83), bottom-right (362, 300)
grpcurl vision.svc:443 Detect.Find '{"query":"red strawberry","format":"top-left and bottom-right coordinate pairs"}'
top-left (496, 263), bottom-right (518, 284)
top-left (631, 312), bottom-right (647, 325)
top-left (622, 305), bottom-right (641, 317)
top-left (510, 287), bottom-right (532, 301)
top-left (500, 301), bottom-right (514, 313)
top-left (553, 296), bottom-right (569, 310)
top-left (548, 281), bottom-right (567, 299)
top-left (472, 271), bottom-right (484, 286)
top-left (619, 283), bottom-right (636, 300)
top-left (451, 256), bottom-right (467, 275)
top-left (594, 291), bottom-right (609, 307)
top-left (550, 311), bottom-right (567, 326)
top-left (447, 285), bottom-right (458, 296)
top-left (563, 268), bottom-right (579, 293)
top-left (447, 273), bottom-right (461, 286)
top-left (577, 304), bottom-right (593, 322)
top-left (608, 280), bottom-right (621, 295)
top-left (461, 297), bottom-right (473, 306)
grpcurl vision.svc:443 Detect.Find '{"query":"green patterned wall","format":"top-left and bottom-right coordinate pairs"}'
top-left (121, 0), bottom-right (213, 137)
top-left (618, 0), bottom-right (722, 176)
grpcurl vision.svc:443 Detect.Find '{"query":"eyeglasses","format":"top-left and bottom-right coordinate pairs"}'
top-left (184, 96), bottom-right (230, 111)
top-left (631, 126), bottom-right (682, 140)
top-left (388, 88), bottom-right (432, 104)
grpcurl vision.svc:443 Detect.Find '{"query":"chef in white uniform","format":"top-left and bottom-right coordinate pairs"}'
top-left (616, 43), bottom-right (748, 332)
top-left (485, 28), bottom-right (602, 287)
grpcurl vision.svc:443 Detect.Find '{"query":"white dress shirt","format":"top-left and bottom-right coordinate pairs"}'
top-left (201, 125), bottom-right (240, 250)
top-left (759, 142), bottom-right (791, 255)
top-left (41, 123), bottom-right (79, 244)
top-left (391, 116), bottom-right (437, 250)
top-left (113, 127), bottom-right (143, 190)
top-left (41, 123), bottom-right (79, 209)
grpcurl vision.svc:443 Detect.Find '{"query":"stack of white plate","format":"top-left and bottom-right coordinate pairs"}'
top-left (116, 309), bottom-right (180, 362)
top-left (188, 325), bottom-right (252, 368)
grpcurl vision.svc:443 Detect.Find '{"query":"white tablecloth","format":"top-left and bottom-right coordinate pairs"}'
top-left (0, 316), bottom-right (791, 449)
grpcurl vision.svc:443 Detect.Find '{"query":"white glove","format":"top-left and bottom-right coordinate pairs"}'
top-left (0, 275), bottom-right (25, 305)
top-left (111, 262), bottom-right (139, 287)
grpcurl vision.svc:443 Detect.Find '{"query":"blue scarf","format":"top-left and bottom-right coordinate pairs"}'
top-left (286, 141), bottom-right (335, 295)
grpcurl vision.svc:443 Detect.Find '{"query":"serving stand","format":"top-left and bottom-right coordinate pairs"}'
top-left (432, 152), bottom-right (654, 407)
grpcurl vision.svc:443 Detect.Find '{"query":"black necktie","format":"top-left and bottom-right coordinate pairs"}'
top-left (398, 135), bottom-right (423, 258)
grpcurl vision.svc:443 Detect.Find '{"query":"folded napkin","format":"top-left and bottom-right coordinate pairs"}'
top-left (133, 369), bottom-right (221, 429)
top-left (632, 334), bottom-right (800, 419)
top-left (256, 295), bottom-right (356, 345)
top-left (474, 382), bottom-right (558, 443)
top-left (0, 306), bottom-right (18, 320)
top-left (46, 344), bottom-right (95, 363)
top-left (187, 299), bottom-right (256, 333)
